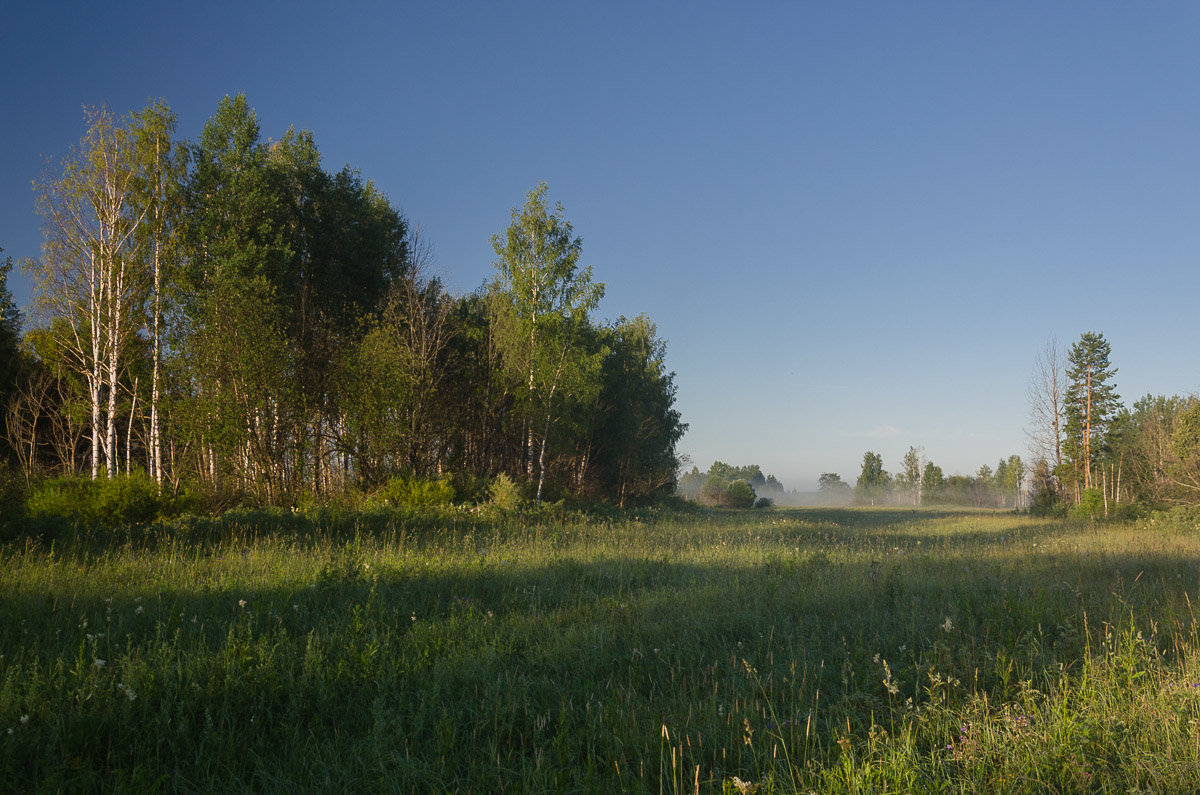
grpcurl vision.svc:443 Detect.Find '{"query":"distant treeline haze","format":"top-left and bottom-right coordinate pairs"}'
top-left (675, 331), bottom-right (1200, 516)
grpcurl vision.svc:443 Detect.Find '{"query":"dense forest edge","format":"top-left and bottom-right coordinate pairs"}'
top-left (0, 96), bottom-right (687, 533)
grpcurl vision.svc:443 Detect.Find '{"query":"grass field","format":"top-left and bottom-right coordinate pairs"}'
top-left (4, 505), bottom-right (1200, 792)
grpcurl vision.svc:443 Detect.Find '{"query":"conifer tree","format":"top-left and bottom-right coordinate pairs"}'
top-left (1064, 331), bottom-right (1121, 497)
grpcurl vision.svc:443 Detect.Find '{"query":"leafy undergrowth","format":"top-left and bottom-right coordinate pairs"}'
top-left (3, 507), bottom-right (1200, 791)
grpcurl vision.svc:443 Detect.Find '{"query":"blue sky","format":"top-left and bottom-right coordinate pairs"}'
top-left (4, 2), bottom-right (1200, 490)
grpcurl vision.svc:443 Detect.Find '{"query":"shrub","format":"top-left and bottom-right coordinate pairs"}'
top-left (753, 497), bottom-right (774, 509)
top-left (377, 475), bottom-right (456, 509)
top-left (725, 479), bottom-right (756, 509)
top-left (487, 472), bottom-right (523, 513)
top-left (25, 472), bottom-right (170, 530)
top-left (1073, 488), bottom-right (1105, 520)
top-left (699, 474), bottom-right (757, 508)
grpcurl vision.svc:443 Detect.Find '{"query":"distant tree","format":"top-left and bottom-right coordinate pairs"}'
top-left (699, 473), bottom-right (729, 506)
top-left (996, 454), bottom-right (1024, 508)
top-left (759, 474), bottom-right (785, 499)
top-left (1168, 399), bottom-right (1200, 499)
top-left (698, 473), bottom-right (756, 508)
top-left (1064, 332), bottom-right (1121, 500)
top-left (921, 461), bottom-right (944, 501)
top-left (708, 461), bottom-right (766, 489)
top-left (897, 445), bottom-right (925, 505)
top-left (725, 479), bottom-right (756, 508)
top-left (1026, 337), bottom-right (1066, 476)
top-left (974, 464), bottom-right (999, 507)
top-left (677, 466), bottom-right (706, 499)
top-left (817, 472), bottom-right (852, 503)
top-left (855, 451), bottom-right (890, 505)
top-left (1120, 394), bottom-right (1194, 504)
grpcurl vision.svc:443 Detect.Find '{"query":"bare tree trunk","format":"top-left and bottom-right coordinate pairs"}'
top-left (150, 201), bottom-right (162, 485)
top-left (1102, 468), bottom-right (1108, 518)
top-left (105, 262), bottom-right (124, 478)
top-left (125, 376), bottom-right (138, 476)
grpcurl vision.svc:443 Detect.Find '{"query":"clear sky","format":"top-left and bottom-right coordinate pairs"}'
top-left (4, 2), bottom-right (1200, 490)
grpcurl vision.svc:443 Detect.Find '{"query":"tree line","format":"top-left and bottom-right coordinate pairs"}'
top-left (1027, 331), bottom-right (1200, 516)
top-left (0, 96), bottom-right (686, 508)
top-left (676, 461), bottom-right (787, 508)
top-left (811, 448), bottom-right (1026, 509)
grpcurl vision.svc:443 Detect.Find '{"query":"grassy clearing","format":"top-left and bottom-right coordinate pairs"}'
top-left (3, 507), bottom-right (1200, 791)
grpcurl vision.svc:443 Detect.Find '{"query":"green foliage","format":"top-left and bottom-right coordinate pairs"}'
top-left (376, 475), bottom-right (456, 509)
top-left (725, 479), bottom-right (756, 509)
top-left (1064, 331), bottom-right (1121, 494)
top-left (698, 474), bottom-right (757, 508)
top-left (25, 473), bottom-right (175, 530)
top-left (709, 461), bottom-right (766, 490)
top-left (1074, 487), bottom-right (1105, 519)
top-left (591, 315), bottom-right (687, 504)
top-left (855, 451), bottom-right (891, 505)
top-left (489, 183), bottom-right (606, 502)
top-left (487, 472), bottom-right (524, 513)
top-left (19, 97), bottom-right (684, 510)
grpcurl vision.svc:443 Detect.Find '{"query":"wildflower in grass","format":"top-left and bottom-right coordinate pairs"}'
top-left (729, 776), bottom-right (758, 795)
top-left (135, 606), bottom-right (144, 615)
top-left (238, 599), bottom-right (246, 608)
top-left (20, 715), bottom-right (29, 724)
top-left (94, 658), bottom-right (106, 668)
top-left (941, 617), bottom-right (954, 633)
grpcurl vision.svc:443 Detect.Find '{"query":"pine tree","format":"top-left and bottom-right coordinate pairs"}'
top-left (1064, 332), bottom-right (1120, 498)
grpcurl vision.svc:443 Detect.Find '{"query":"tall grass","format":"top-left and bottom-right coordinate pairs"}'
top-left (3, 507), bottom-right (1200, 790)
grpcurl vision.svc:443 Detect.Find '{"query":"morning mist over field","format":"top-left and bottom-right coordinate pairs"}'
top-left (7, 4), bottom-right (1200, 791)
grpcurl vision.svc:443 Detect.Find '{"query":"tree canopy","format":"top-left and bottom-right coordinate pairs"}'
top-left (10, 97), bottom-right (684, 508)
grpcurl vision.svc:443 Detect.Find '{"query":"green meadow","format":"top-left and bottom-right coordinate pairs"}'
top-left (4, 506), bottom-right (1200, 792)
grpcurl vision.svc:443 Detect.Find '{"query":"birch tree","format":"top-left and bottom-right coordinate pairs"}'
top-left (30, 106), bottom-right (152, 478)
top-left (490, 183), bottom-right (605, 502)
top-left (130, 100), bottom-right (186, 485)
top-left (1026, 336), bottom-right (1065, 477)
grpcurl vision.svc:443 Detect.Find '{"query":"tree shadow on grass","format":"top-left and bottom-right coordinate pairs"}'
top-left (3, 514), bottom-right (1199, 789)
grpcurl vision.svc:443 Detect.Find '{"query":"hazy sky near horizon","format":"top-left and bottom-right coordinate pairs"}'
top-left (4, 2), bottom-right (1200, 490)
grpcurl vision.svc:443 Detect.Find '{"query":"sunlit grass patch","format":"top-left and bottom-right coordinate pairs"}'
top-left (3, 507), bottom-right (1200, 790)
